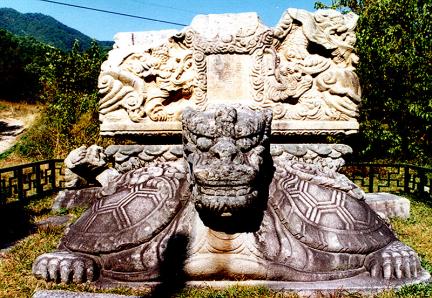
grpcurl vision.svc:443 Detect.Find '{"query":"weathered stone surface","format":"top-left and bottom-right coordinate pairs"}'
top-left (30, 8), bottom-right (428, 292)
top-left (105, 144), bottom-right (184, 172)
top-left (33, 251), bottom-right (97, 283)
top-left (33, 105), bottom-right (428, 286)
top-left (52, 188), bottom-right (102, 211)
top-left (32, 270), bottom-right (432, 297)
top-left (98, 9), bottom-right (361, 136)
top-left (64, 145), bottom-right (108, 188)
top-left (182, 105), bottom-right (272, 225)
top-left (63, 144), bottom-right (185, 190)
top-left (95, 168), bottom-right (120, 187)
top-left (35, 215), bottom-right (71, 230)
top-left (365, 192), bottom-right (410, 220)
top-left (271, 144), bottom-right (352, 172)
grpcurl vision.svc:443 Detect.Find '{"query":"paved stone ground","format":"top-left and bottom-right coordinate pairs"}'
top-left (33, 270), bottom-right (431, 298)
top-left (33, 291), bottom-right (141, 298)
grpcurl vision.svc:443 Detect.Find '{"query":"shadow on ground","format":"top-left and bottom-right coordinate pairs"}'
top-left (0, 196), bottom-right (51, 249)
top-left (149, 233), bottom-right (189, 298)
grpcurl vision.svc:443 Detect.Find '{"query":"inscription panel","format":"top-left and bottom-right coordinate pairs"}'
top-left (207, 54), bottom-right (251, 102)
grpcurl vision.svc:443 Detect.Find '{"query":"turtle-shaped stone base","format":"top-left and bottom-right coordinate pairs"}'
top-left (33, 105), bottom-right (427, 285)
top-left (33, 161), bottom-right (424, 283)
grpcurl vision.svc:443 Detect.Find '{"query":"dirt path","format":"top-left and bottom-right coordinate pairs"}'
top-left (0, 118), bottom-right (25, 154)
top-left (0, 100), bottom-right (40, 156)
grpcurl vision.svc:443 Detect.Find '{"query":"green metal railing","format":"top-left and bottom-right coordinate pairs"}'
top-left (0, 159), bottom-right (64, 203)
top-left (341, 163), bottom-right (432, 196)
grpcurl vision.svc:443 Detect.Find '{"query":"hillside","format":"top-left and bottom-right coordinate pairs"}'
top-left (0, 8), bottom-right (112, 51)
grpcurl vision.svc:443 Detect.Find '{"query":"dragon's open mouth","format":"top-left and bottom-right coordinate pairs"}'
top-left (193, 185), bottom-right (258, 216)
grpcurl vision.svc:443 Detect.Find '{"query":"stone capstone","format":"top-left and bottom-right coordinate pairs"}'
top-left (98, 9), bottom-right (361, 136)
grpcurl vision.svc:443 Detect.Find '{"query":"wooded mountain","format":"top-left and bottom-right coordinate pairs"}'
top-left (0, 8), bottom-right (113, 51)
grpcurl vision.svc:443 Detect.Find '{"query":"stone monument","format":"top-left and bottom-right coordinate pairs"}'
top-left (33, 8), bottom-right (429, 292)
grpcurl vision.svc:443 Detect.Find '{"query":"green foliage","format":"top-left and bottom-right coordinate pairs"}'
top-left (17, 40), bottom-right (107, 159)
top-left (317, 0), bottom-right (432, 165)
top-left (0, 28), bottom-right (54, 101)
top-left (314, 0), bottom-right (362, 13)
top-left (356, 0), bottom-right (432, 164)
top-left (0, 8), bottom-right (113, 52)
top-left (396, 282), bottom-right (432, 297)
top-left (0, 13), bottom-right (115, 159)
top-left (0, 25), bottom-right (108, 159)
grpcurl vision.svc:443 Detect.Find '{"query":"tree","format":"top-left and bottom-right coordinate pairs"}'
top-left (18, 40), bottom-right (107, 159)
top-left (315, 0), bottom-right (432, 164)
top-left (314, 0), bottom-right (361, 13)
top-left (0, 29), bottom-right (52, 101)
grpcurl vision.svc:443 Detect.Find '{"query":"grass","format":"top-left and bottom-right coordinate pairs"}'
top-left (0, 100), bottom-right (40, 121)
top-left (0, 194), bottom-right (431, 297)
top-left (391, 197), bottom-right (432, 265)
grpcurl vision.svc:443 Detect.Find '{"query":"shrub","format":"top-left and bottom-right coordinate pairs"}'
top-left (17, 41), bottom-right (108, 160)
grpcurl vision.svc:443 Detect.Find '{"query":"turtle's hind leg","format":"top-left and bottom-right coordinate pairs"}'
top-left (32, 251), bottom-right (99, 284)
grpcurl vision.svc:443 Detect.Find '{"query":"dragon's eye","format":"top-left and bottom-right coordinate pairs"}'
top-left (196, 137), bottom-right (213, 151)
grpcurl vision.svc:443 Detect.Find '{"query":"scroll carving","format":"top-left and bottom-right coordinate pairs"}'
top-left (99, 42), bottom-right (194, 122)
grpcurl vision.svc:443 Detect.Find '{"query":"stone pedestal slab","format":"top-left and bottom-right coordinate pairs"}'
top-left (34, 270), bottom-right (430, 298)
top-left (365, 192), bottom-right (410, 220)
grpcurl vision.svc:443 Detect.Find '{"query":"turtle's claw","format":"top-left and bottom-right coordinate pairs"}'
top-left (33, 251), bottom-right (97, 283)
top-left (365, 241), bottom-right (420, 280)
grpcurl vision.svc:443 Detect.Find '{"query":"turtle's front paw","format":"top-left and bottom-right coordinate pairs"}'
top-left (32, 251), bottom-right (97, 283)
top-left (365, 241), bottom-right (420, 279)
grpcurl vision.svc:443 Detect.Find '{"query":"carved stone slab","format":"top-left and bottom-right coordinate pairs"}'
top-left (365, 192), bottom-right (410, 220)
top-left (99, 9), bottom-right (360, 136)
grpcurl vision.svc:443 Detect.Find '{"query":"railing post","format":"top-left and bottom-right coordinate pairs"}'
top-left (0, 173), bottom-right (5, 204)
top-left (404, 165), bottom-right (410, 193)
top-left (35, 164), bottom-right (43, 196)
top-left (418, 169), bottom-right (426, 194)
top-left (368, 165), bottom-right (374, 193)
top-left (50, 160), bottom-right (57, 190)
top-left (15, 167), bottom-right (24, 201)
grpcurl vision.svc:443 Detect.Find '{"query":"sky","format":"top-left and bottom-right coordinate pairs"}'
top-left (0, 0), bottom-right (323, 41)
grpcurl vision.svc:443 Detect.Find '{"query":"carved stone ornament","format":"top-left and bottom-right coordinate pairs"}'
top-left (34, 105), bottom-right (429, 289)
top-left (182, 105), bottom-right (272, 229)
top-left (98, 9), bottom-right (361, 136)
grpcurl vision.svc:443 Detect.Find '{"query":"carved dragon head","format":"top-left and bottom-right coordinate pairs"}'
top-left (182, 105), bottom-right (272, 229)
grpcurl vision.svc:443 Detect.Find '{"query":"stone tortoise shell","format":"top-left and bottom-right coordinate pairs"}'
top-left (61, 165), bottom-right (188, 254)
